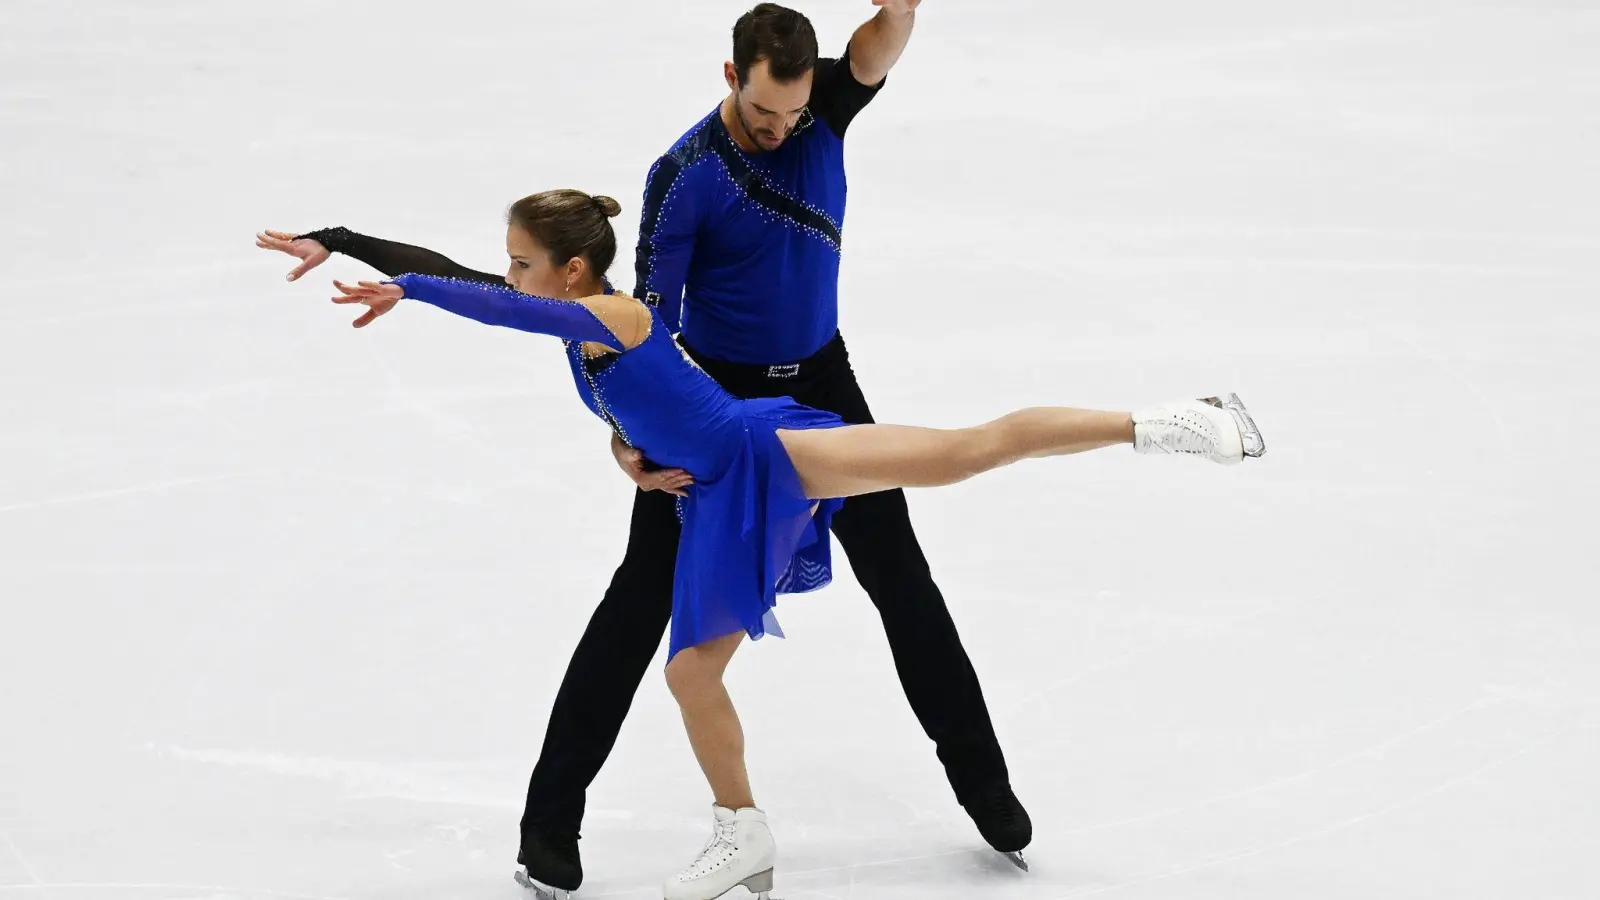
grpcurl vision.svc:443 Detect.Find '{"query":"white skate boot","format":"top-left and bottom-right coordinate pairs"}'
top-left (662, 805), bottom-right (777, 900)
top-left (1132, 393), bottom-right (1266, 464)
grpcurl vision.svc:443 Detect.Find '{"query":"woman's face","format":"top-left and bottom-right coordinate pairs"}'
top-left (504, 225), bottom-right (574, 297)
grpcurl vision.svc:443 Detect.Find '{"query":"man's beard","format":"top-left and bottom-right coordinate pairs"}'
top-left (734, 100), bottom-right (789, 153)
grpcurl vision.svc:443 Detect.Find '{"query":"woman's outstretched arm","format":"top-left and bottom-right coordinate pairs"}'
top-left (330, 274), bottom-right (647, 350)
top-left (257, 227), bottom-right (504, 284)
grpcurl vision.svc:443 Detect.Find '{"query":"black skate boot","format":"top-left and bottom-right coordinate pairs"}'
top-left (515, 829), bottom-right (582, 899)
top-left (959, 782), bottom-right (1032, 871)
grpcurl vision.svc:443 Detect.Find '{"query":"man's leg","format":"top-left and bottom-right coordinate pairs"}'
top-left (519, 487), bottom-right (682, 889)
top-left (829, 494), bottom-right (1015, 770)
top-left (807, 346), bottom-right (1030, 854)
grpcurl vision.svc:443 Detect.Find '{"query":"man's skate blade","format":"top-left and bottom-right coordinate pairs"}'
top-left (1203, 393), bottom-right (1266, 459)
top-left (1002, 850), bottom-right (1029, 872)
top-left (513, 869), bottom-right (571, 900)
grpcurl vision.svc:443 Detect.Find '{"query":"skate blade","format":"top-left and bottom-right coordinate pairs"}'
top-left (1202, 393), bottom-right (1266, 459)
top-left (1002, 849), bottom-right (1029, 872)
top-left (513, 869), bottom-right (572, 900)
top-left (742, 866), bottom-right (778, 899)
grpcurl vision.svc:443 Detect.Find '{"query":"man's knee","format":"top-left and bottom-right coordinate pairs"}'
top-left (590, 561), bottom-right (675, 645)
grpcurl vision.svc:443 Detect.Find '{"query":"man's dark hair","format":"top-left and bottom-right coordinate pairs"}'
top-left (732, 3), bottom-right (819, 86)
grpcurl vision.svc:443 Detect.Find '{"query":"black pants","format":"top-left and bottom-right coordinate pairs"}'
top-left (521, 331), bottom-right (1009, 842)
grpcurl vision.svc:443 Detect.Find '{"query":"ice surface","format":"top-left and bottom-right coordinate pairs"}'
top-left (3, 1), bottom-right (1598, 898)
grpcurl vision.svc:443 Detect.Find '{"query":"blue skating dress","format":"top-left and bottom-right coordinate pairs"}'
top-left (388, 274), bottom-right (847, 661)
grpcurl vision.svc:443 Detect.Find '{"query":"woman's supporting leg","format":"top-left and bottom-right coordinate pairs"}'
top-left (661, 630), bottom-right (779, 900)
top-left (664, 630), bottom-right (753, 810)
top-left (777, 406), bottom-right (1135, 501)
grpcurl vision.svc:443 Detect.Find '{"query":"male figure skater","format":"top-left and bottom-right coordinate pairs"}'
top-left (517, 2), bottom-right (1032, 893)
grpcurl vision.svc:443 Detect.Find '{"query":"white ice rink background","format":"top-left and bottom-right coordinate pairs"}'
top-left (3, 1), bottom-right (1598, 898)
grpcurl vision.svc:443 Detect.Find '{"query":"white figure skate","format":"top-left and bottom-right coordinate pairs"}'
top-left (662, 805), bottom-right (777, 900)
top-left (513, 870), bottom-right (570, 900)
top-left (1132, 393), bottom-right (1266, 464)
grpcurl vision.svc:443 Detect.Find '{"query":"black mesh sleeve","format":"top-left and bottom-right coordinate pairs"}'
top-left (295, 226), bottom-right (503, 285)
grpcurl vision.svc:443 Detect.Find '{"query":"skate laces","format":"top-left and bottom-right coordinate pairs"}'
top-left (1145, 407), bottom-right (1219, 455)
top-left (677, 819), bottom-right (739, 880)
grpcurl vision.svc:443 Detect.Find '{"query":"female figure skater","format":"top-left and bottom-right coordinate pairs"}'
top-left (258, 190), bottom-right (1264, 900)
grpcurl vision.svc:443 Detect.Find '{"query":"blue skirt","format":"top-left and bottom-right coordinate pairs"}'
top-left (667, 397), bottom-right (848, 660)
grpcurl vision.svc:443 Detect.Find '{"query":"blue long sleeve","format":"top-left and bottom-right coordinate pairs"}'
top-left (388, 274), bottom-right (626, 351)
top-left (633, 153), bottom-right (704, 334)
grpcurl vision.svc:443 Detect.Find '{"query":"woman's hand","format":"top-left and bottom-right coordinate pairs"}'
top-left (256, 230), bottom-right (330, 282)
top-left (330, 279), bottom-right (402, 328)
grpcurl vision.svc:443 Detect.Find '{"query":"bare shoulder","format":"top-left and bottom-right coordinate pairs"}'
top-left (577, 291), bottom-right (652, 351)
top-left (579, 291), bottom-right (647, 320)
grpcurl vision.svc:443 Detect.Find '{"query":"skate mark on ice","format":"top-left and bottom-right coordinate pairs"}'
top-left (0, 835), bottom-right (40, 886)
top-left (0, 259), bottom-right (259, 295)
top-left (145, 743), bottom-right (504, 801)
top-left (0, 474), bottom-right (241, 514)
top-left (0, 885), bottom-right (354, 900)
top-left (1059, 221), bottom-right (1600, 251)
top-left (1051, 692), bottom-right (1500, 838)
top-left (764, 676), bottom-right (1562, 885)
top-left (0, 300), bottom-right (208, 330)
top-left (1044, 717), bottom-right (1587, 898)
top-left (998, 603), bottom-right (1283, 723)
top-left (1036, 649), bottom-right (1579, 841)
top-left (356, 332), bottom-right (529, 476)
top-left (384, 848), bottom-right (417, 873)
top-left (1378, 325), bottom-right (1509, 442)
top-left (1066, 255), bottom-right (1584, 279)
top-left (140, 743), bottom-right (654, 825)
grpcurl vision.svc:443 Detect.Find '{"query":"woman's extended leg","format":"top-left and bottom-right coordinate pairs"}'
top-left (778, 395), bottom-right (1263, 501)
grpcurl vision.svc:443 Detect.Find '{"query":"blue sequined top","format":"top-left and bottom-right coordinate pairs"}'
top-left (390, 273), bottom-right (756, 478)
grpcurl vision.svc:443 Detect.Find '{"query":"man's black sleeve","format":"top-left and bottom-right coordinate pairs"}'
top-left (808, 44), bottom-right (886, 139)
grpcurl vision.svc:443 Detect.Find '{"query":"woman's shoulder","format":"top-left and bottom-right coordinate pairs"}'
top-left (579, 290), bottom-right (653, 350)
top-left (583, 290), bottom-right (647, 313)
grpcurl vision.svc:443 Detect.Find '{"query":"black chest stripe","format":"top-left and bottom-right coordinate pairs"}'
top-left (710, 139), bottom-right (842, 250)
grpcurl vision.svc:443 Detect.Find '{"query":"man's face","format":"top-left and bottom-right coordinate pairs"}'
top-left (725, 58), bottom-right (812, 152)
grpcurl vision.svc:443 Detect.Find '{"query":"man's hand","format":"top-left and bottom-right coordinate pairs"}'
top-left (611, 433), bottom-right (693, 497)
top-left (871, 0), bottom-right (921, 12)
top-left (329, 279), bottom-right (401, 328)
top-left (256, 230), bottom-right (331, 282)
